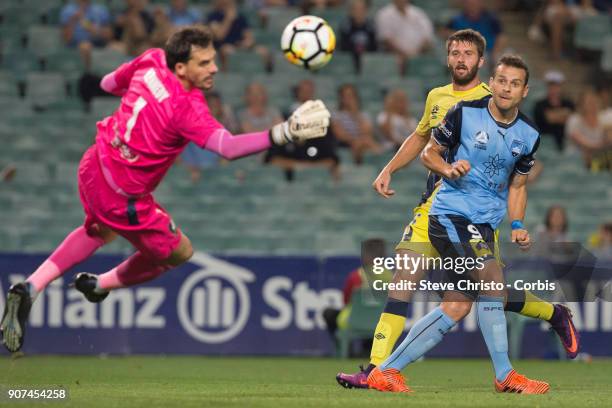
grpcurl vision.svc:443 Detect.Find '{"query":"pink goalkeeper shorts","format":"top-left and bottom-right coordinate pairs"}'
top-left (77, 145), bottom-right (181, 261)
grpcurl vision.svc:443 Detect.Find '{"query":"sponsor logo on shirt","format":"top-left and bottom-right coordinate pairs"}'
top-left (474, 130), bottom-right (489, 150)
top-left (438, 120), bottom-right (452, 138)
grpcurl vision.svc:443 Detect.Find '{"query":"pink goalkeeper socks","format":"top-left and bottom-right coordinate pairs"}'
top-left (26, 226), bottom-right (105, 292)
top-left (97, 252), bottom-right (171, 290)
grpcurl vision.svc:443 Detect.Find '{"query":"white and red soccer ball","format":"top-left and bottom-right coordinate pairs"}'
top-left (281, 15), bottom-right (336, 71)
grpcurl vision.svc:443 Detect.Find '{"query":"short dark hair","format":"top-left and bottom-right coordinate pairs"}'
top-left (164, 26), bottom-right (213, 71)
top-left (446, 29), bottom-right (486, 58)
top-left (362, 238), bottom-right (386, 266)
top-left (338, 83), bottom-right (361, 110)
top-left (494, 54), bottom-right (530, 85)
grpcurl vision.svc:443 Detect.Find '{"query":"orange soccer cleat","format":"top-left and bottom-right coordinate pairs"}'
top-left (366, 367), bottom-right (413, 393)
top-left (495, 369), bottom-right (550, 394)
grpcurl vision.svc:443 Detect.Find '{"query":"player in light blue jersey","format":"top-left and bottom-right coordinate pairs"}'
top-left (367, 55), bottom-right (551, 395)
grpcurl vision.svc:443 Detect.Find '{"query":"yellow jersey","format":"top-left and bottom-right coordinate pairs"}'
top-left (415, 82), bottom-right (492, 136)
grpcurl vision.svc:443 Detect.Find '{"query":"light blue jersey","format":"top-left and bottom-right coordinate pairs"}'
top-left (430, 96), bottom-right (540, 229)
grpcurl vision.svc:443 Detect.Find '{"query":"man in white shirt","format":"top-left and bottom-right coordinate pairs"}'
top-left (375, 0), bottom-right (434, 59)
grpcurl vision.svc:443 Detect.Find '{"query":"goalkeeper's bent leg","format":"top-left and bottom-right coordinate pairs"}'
top-left (26, 225), bottom-right (113, 298)
top-left (97, 233), bottom-right (193, 291)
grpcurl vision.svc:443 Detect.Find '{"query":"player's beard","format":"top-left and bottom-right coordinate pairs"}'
top-left (450, 63), bottom-right (479, 86)
top-left (200, 76), bottom-right (214, 91)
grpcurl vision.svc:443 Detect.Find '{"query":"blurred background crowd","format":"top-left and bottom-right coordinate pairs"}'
top-left (0, 0), bottom-right (610, 257)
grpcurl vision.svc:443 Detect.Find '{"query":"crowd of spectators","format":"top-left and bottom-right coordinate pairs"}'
top-left (50, 0), bottom-right (612, 176)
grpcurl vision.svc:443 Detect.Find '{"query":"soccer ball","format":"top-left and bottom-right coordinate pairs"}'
top-left (280, 15), bottom-right (336, 71)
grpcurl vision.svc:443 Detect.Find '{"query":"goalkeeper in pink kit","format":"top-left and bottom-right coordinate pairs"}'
top-left (1, 26), bottom-right (330, 353)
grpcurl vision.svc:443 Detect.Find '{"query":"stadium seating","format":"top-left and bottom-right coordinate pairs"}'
top-left (336, 288), bottom-right (387, 358)
top-left (602, 36), bottom-right (612, 72)
top-left (27, 25), bottom-right (62, 58)
top-left (574, 14), bottom-right (612, 51)
top-left (0, 3), bottom-right (610, 257)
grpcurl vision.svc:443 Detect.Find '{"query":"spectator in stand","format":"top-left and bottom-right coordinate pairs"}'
top-left (446, 0), bottom-right (507, 62)
top-left (566, 88), bottom-right (612, 170)
top-left (301, 0), bottom-right (345, 12)
top-left (331, 83), bottom-right (381, 164)
top-left (589, 222), bottom-right (612, 258)
top-left (527, 0), bottom-right (598, 59)
top-left (322, 239), bottom-right (392, 355)
top-left (208, 91), bottom-right (240, 135)
top-left (206, 0), bottom-right (271, 71)
top-left (536, 206), bottom-right (569, 248)
top-left (145, 0), bottom-right (198, 46)
top-left (238, 82), bottom-right (283, 133)
top-left (181, 91), bottom-right (238, 182)
top-left (375, 0), bottom-right (434, 71)
top-left (1, 165), bottom-right (16, 183)
top-left (166, 0), bottom-right (201, 27)
top-left (339, 0), bottom-right (377, 72)
top-left (377, 89), bottom-right (416, 151)
top-left (266, 79), bottom-right (340, 182)
top-left (534, 70), bottom-right (575, 151)
top-left (287, 79), bottom-right (316, 115)
top-left (112, 0), bottom-right (157, 57)
top-left (60, 0), bottom-right (113, 70)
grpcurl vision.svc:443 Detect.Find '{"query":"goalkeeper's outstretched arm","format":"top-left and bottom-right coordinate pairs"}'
top-left (203, 100), bottom-right (330, 160)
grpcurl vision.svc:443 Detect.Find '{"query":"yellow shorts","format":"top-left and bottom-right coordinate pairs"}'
top-left (395, 188), bottom-right (440, 258)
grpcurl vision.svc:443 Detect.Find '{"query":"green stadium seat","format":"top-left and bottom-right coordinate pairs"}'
top-left (406, 54), bottom-right (445, 78)
top-left (252, 74), bottom-right (294, 102)
top-left (45, 49), bottom-right (84, 74)
top-left (263, 7), bottom-right (301, 34)
top-left (380, 77), bottom-right (425, 102)
top-left (0, 71), bottom-right (18, 96)
top-left (27, 25), bottom-right (62, 58)
top-left (2, 51), bottom-right (40, 80)
top-left (317, 8), bottom-right (346, 31)
top-left (90, 97), bottom-right (120, 118)
top-left (315, 232), bottom-right (358, 255)
top-left (273, 54), bottom-right (316, 76)
top-left (602, 36), bottom-right (612, 72)
top-left (25, 72), bottom-right (67, 108)
top-left (91, 48), bottom-right (129, 76)
top-left (322, 52), bottom-right (356, 76)
top-left (336, 288), bottom-right (387, 358)
top-left (254, 29), bottom-right (280, 48)
top-left (226, 50), bottom-right (267, 74)
top-left (12, 162), bottom-right (51, 185)
top-left (213, 73), bottom-right (249, 103)
top-left (0, 5), bottom-right (43, 27)
top-left (574, 14), bottom-right (612, 51)
top-left (360, 53), bottom-right (401, 77)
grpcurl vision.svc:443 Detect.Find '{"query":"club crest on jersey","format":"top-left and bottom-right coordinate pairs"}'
top-left (431, 104), bottom-right (440, 120)
top-left (510, 139), bottom-right (525, 157)
top-left (474, 130), bottom-right (489, 150)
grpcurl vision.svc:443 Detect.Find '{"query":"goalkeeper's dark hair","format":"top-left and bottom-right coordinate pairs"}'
top-left (494, 54), bottom-right (530, 85)
top-left (165, 25), bottom-right (213, 71)
top-left (446, 29), bottom-right (486, 58)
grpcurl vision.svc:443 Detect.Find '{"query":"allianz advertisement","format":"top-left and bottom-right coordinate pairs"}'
top-left (0, 252), bottom-right (611, 356)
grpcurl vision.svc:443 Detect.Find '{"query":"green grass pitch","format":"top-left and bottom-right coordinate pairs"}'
top-left (1, 356), bottom-right (611, 407)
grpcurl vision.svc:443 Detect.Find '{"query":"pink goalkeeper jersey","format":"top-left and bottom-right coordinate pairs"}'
top-left (95, 48), bottom-right (224, 196)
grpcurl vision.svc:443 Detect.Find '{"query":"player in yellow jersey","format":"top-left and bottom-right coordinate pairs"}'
top-left (336, 29), bottom-right (579, 389)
